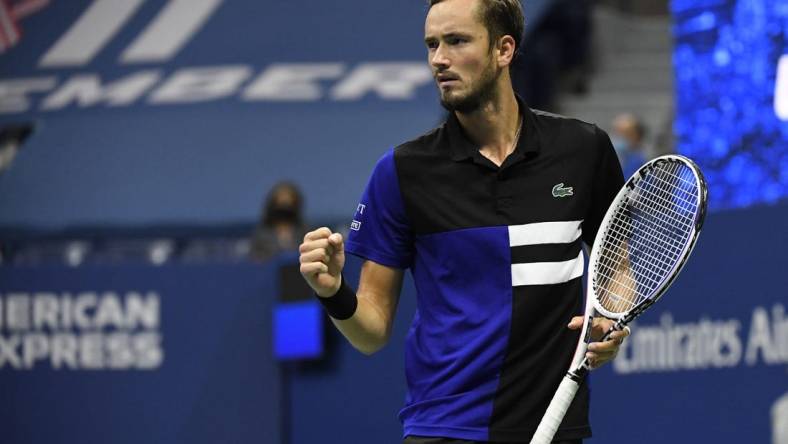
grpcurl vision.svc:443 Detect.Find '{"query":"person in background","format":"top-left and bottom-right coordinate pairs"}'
top-left (249, 181), bottom-right (306, 262)
top-left (510, 0), bottom-right (592, 110)
top-left (611, 113), bottom-right (648, 178)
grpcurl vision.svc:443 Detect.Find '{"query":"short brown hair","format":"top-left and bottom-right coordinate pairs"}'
top-left (427, 0), bottom-right (525, 56)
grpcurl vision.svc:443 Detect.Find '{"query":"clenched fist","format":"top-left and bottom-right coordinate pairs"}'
top-left (299, 227), bottom-right (346, 297)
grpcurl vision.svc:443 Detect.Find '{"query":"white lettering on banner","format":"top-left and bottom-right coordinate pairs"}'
top-left (73, 293), bottom-right (97, 329)
top-left (33, 293), bottom-right (59, 329)
top-left (0, 335), bottom-right (22, 367)
top-left (61, 295), bottom-right (73, 329)
top-left (148, 66), bottom-right (252, 103)
top-left (774, 394), bottom-right (788, 444)
top-left (0, 291), bottom-right (164, 371)
top-left (41, 72), bottom-right (161, 109)
top-left (80, 333), bottom-right (103, 369)
top-left (775, 54), bottom-right (788, 120)
top-left (0, 63), bottom-right (434, 113)
top-left (51, 333), bottom-right (78, 369)
top-left (243, 63), bottom-right (346, 101)
top-left (0, 77), bottom-right (57, 113)
top-left (94, 294), bottom-right (125, 329)
top-left (7, 294), bottom-right (30, 330)
top-left (126, 292), bottom-right (160, 329)
top-left (614, 304), bottom-right (788, 374)
top-left (331, 63), bottom-right (433, 100)
top-left (746, 305), bottom-right (788, 366)
top-left (23, 333), bottom-right (48, 368)
top-left (39, 0), bottom-right (223, 68)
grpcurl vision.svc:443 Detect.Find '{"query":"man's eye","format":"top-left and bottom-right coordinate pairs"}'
top-left (448, 37), bottom-right (466, 45)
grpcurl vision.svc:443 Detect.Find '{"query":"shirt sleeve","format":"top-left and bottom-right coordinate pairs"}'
top-left (345, 148), bottom-right (414, 269)
top-left (582, 126), bottom-right (626, 247)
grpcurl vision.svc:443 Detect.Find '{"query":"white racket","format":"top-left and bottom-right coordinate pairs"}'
top-left (529, 154), bottom-right (708, 444)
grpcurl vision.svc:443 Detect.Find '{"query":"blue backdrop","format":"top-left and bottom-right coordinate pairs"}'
top-left (673, 0), bottom-right (788, 210)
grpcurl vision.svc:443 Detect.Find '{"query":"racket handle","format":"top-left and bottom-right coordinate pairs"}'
top-left (529, 376), bottom-right (580, 444)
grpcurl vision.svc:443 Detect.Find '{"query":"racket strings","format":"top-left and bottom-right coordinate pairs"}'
top-left (632, 172), bottom-right (697, 224)
top-left (596, 163), bottom-right (697, 304)
top-left (594, 160), bottom-right (699, 315)
top-left (606, 217), bottom-right (682, 269)
top-left (639, 174), bottom-right (697, 225)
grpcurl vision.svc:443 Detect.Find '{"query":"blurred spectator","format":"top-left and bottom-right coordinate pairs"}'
top-left (0, 124), bottom-right (33, 174)
top-left (10, 240), bottom-right (92, 267)
top-left (179, 237), bottom-right (250, 263)
top-left (611, 113), bottom-right (648, 178)
top-left (249, 181), bottom-right (306, 262)
top-left (512, 0), bottom-right (592, 110)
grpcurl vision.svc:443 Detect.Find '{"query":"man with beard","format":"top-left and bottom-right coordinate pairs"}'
top-left (299, 0), bottom-right (629, 442)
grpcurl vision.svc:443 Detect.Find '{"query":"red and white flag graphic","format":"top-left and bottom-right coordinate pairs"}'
top-left (0, 0), bottom-right (50, 53)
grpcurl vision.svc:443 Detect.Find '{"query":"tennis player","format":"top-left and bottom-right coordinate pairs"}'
top-left (300, 0), bottom-right (630, 442)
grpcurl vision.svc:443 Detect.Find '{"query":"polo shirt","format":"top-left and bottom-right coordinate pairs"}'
top-left (345, 100), bottom-right (624, 442)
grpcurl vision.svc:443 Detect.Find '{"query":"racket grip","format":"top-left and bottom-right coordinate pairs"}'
top-left (529, 376), bottom-right (580, 444)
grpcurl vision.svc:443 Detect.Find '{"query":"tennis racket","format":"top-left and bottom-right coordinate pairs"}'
top-left (529, 154), bottom-right (708, 444)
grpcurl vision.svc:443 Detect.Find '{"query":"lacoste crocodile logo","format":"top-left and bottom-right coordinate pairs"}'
top-left (552, 183), bottom-right (574, 198)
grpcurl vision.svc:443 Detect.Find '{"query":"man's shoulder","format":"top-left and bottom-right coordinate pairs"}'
top-left (529, 108), bottom-right (609, 156)
top-left (392, 122), bottom-right (448, 158)
top-left (531, 108), bottom-right (599, 136)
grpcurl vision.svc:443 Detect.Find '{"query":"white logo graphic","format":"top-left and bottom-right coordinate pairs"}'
top-left (350, 220), bottom-right (361, 231)
top-left (356, 204), bottom-right (366, 215)
top-left (39, 0), bottom-right (224, 67)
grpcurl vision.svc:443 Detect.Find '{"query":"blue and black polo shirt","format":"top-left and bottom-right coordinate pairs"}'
top-left (345, 101), bottom-right (624, 442)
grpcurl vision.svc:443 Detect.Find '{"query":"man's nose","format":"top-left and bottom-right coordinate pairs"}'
top-left (430, 44), bottom-right (450, 69)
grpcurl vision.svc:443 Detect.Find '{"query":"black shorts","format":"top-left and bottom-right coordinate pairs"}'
top-left (403, 436), bottom-right (581, 444)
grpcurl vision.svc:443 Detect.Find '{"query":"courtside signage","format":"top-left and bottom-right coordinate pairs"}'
top-left (0, 291), bottom-right (164, 371)
top-left (614, 304), bottom-right (788, 374)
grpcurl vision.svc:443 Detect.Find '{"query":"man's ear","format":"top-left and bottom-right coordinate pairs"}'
top-left (496, 34), bottom-right (516, 68)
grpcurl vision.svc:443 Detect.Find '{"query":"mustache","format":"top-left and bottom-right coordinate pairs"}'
top-left (434, 71), bottom-right (460, 81)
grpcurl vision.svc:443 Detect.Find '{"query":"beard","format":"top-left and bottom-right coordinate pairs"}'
top-left (438, 60), bottom-right (501, 114)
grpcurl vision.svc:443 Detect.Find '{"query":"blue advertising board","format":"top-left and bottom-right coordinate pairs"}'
top-left (0, 263), bottom-right (281, 444)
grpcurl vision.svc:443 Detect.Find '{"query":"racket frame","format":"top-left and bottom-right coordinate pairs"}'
top-left (529, 155), bottom-right (708, 444)
top-left (571, 154), bottom-right (708, 375)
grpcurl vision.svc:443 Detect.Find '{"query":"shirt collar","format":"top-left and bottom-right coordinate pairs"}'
top-left (446, 95), bottom-right (541, 162)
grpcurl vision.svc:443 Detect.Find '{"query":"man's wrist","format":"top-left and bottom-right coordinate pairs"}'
top-left (315, 275), bottom-right (358, 320)
top-left (315, 278), bottom-right (342, 298)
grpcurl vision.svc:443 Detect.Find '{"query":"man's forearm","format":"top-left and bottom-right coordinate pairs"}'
top-left (329, 294), bottom-right (392, 355)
